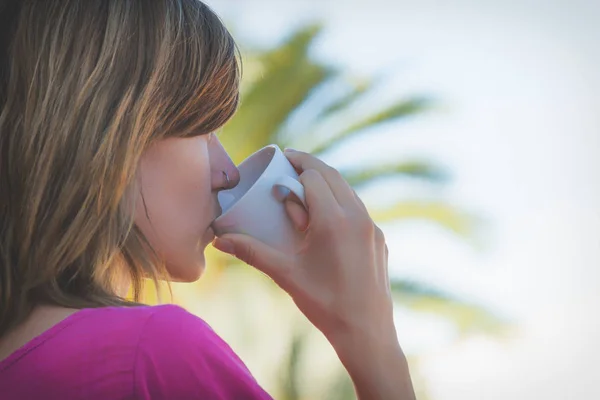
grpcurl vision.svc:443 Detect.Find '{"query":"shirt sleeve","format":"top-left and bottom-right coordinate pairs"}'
top-left (133, 305), bottom-right (272, 400)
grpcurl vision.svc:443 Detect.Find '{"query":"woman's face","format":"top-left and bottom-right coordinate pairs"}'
top-left (134, 133), bottom-right (240, 281)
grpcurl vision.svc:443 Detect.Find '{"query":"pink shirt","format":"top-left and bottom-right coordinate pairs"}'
top-left (0, 304), bottom-right (273, 399)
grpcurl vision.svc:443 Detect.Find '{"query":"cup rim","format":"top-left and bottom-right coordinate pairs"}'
top-left (214, 144), bottom-right (280, 222)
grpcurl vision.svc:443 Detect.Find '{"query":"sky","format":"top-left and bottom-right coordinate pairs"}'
top-left (207, 0), bottom-right (600, 398)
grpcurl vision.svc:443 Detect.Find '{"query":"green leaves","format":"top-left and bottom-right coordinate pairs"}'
top-left (221, 24), bottom-right (331, 162)
top-left (277, 327), bottom-right (309, 400)
top-left (341, 160), bottom-right (449, 188)
top-left (370, 201), bottom-right (476, 238)
top-left (391, 278), bottom-right (508, 336)
top-left (312, 77), bottom-right (374, 121)
top-left (309, 97), bottom-right (431, 156)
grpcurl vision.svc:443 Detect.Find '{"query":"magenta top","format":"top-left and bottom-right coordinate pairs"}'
top-left (0, 304), bottom-right (272, 399)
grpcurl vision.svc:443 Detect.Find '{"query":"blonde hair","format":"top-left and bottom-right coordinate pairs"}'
top-left (0, 0), bottom-right (240, 335)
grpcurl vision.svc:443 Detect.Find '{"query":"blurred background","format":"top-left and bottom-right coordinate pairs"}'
top-left (160, 0), bottom-right (599, 398)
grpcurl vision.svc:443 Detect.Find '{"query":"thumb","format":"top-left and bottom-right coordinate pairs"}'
top-left (212, 233), bottom-right (291, 282)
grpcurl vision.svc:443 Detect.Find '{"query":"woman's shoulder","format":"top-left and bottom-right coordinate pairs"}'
top-left (131, 303), bottom-right (247, 372)
top-left (72, 303), bottom-right (212, 338)
top-left (41, 304), bottom-right (228, 370)
top-left (81, 302), bottom-right (191, 321)
top-left (78, 304), bottom-right (223, 357)
top-left (1, 304), bottom-right (271, 399)
top-left (89, 303), bottom-right (211, 335)
top-left (129, 303), bottom-right (224, 352)
top-left (134, 303), bottom-right (213, 335)
top-left (77, 303), bottom-right (239, 365)
top-left (57, 304), bottom-right (204, 344)
top-left (78, 304), bottom-right (270, 398)
top-left (128, 304), bottom-right (271, 399)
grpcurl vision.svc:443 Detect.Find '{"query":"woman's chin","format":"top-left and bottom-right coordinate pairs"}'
top-left (166, 256), bottom-right (206, 283)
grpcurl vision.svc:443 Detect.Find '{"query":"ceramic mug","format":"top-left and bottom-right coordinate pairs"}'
top-left (212, 144), bottom-right (306, 254)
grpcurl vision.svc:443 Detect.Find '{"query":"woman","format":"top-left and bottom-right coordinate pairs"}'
top-left (0, 1), bottom-right (415, 399)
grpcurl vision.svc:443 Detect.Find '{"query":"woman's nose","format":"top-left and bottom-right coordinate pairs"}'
top-left (209, 136), bottom-right (240, 191)
top-left (211, 168), bottom-right (240, 190)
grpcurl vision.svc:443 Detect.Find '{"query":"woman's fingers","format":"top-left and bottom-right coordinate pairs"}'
top-left (370, 223), bottom-right (391, 297)
top-left (352, 187), bottom-right (369, 213)
top-left (213, 233), bottom-right (294, 290)
top-left (284, 149), bottom-right (358, 210)
top-left (298, 169), bottom-right (341, 227)
top-left (284, 198), bottom-right (309, 232)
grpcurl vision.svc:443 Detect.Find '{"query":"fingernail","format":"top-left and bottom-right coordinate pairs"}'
top-left (284, 148), bottom-right (297, 153)
top-left (213, 238), bottom-right (235, 255)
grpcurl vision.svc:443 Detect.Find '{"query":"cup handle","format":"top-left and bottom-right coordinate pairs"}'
top-left (272, 175), bottom-right (306, 207)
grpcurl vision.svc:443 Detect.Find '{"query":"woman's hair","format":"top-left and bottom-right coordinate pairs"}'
top-left (0, 0), bottom-right (240, 335)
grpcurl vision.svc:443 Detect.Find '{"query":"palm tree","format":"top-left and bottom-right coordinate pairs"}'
top-left (169, 24), bottom-right (507, 399)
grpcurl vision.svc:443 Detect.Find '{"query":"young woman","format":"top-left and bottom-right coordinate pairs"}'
top-left (0, 1), bottom-right (415, 399)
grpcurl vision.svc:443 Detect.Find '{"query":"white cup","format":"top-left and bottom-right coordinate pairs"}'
top-left (212, 144), bottom-right (306, 254)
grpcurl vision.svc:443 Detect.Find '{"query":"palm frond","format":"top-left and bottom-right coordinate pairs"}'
top-left (369, 201), bottom-right (475, 238)
top-left (221, 25), bottom-right (332, 161)
top-left (391, 278), bottom-right (508, 336)
top-left (313, 77), bottom-right (374, 121)
top-left (258, 23), bottom-right (324, 69)
top-left (278, 327), bottom-right (309, 400)
top-left (310, 97), bottom-right (431, 155)
top-left (341, 160), bottom-right (449, 188)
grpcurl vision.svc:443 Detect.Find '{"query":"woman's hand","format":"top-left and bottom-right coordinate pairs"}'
top-left (213, 148), bottom-right (393, 341)
top-left (212, 148), bottom-right (415, 399)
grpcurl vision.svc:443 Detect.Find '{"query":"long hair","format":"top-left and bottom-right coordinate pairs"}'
top-left (0, 0), bottom-right (240, 335)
